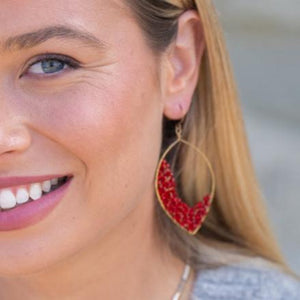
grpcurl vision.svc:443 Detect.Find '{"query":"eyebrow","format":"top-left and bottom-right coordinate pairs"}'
top-left (1, 25), bottom-right (108, 52)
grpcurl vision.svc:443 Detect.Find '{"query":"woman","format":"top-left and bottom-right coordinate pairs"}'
top-left (0, 0), bottom-right (298, 299)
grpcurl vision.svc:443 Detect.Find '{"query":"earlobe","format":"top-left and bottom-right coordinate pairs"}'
top-left (162, 10), bottom-right (205, 120)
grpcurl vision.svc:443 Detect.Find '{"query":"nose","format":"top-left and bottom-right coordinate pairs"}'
top-left (0, 121), bottom-right (31, 156)
top-left (0, 79), bottom-right (32, 156)
top-left (0, 71), bottom-right (32, 157)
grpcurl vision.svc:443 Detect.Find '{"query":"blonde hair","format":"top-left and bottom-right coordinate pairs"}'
top-left (126, 0), bottom-right (297, 278)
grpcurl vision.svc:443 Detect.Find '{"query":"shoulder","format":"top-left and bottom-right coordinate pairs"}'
top-left (190, 257), bottom-right (300, 300)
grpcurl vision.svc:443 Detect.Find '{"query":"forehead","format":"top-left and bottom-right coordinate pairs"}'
top-left (0, 0), bottom-right (131, 43)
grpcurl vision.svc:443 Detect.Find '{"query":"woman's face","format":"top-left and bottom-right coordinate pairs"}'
top-left (0, 0), bottom-right (165, 275)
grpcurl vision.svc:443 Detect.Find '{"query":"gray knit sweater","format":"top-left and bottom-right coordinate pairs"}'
top-left (190, 257), bottom-right (300, 299)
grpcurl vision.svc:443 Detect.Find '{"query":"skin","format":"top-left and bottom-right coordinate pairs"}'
top-left (0, 0), bottom-right (204, 299)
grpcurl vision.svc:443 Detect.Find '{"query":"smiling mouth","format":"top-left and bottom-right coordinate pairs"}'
top-left (0, 176), bottom-right (71, 211)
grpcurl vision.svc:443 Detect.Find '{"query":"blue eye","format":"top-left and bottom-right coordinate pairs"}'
top-left (28, 59), bottom-right (67, 74)
top-left (43, 59), bottom-right (65, 73)
top-left (25, 54), bottom-right (80, 76)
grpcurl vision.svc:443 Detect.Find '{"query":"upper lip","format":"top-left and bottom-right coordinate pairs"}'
top-left (0, 174), bottom-right (71, 189)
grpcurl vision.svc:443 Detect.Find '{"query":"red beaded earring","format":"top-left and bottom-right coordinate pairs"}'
top-left (155, 121), bottom-right (216, 235)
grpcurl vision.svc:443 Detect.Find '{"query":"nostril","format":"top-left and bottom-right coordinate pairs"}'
top-left (4, 150), bottom-right (14, 154)
top-left (0, 150), bottom-right (17, 157)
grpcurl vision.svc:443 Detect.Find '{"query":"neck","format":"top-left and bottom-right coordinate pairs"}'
top-left (0, 192), bottom-right (187, 299)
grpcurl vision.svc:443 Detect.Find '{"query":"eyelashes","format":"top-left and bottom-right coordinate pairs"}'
top-left (21, 53), bottom-right (81, 78)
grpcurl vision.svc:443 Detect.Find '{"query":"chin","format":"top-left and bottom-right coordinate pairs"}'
top-left (0, 246), bottom-right (66, 277)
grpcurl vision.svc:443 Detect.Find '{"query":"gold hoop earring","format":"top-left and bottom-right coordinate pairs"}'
top-left (155, 121), bottom-right (215, 235)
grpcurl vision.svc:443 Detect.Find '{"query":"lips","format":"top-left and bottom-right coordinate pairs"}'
top-left (0, 174), bottom-right (72, 189)
top-left (0, 175), bottom-right (73, 231)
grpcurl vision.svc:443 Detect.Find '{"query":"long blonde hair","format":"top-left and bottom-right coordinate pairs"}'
top-left (126, 0), bottom-right (296, 277)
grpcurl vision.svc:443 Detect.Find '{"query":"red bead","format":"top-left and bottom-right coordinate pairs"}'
top-left (156, 159), bottom-right (212, 234)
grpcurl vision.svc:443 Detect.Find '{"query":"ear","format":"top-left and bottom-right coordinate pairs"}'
top-left (161, 10), bottom-right (205, 120)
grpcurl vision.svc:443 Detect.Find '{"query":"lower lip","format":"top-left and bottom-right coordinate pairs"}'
top-left (0, 177), bottom-right (73, 231)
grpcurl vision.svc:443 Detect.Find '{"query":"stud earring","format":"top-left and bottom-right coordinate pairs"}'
top-left (155, 120), bottom-right (215, 235)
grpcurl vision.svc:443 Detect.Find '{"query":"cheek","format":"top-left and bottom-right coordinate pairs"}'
top-left (24, 62), bottom-right (163, 231)
top-left (41, 73), bottom-right (160, 169)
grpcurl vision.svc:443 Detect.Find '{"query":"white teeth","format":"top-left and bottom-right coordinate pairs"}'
top-left (0, 189), bottom-right (17, 209)
top-left (0, 177), bottom-right (64, 209)
top-left (50, 178), bottom-right (58, 185)
top-left (16, 188), bottom-right (30, 204)
top-left (42, 180), bottom-right (51, 193)
top-left (29, 183), bottom-right (42, 200)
